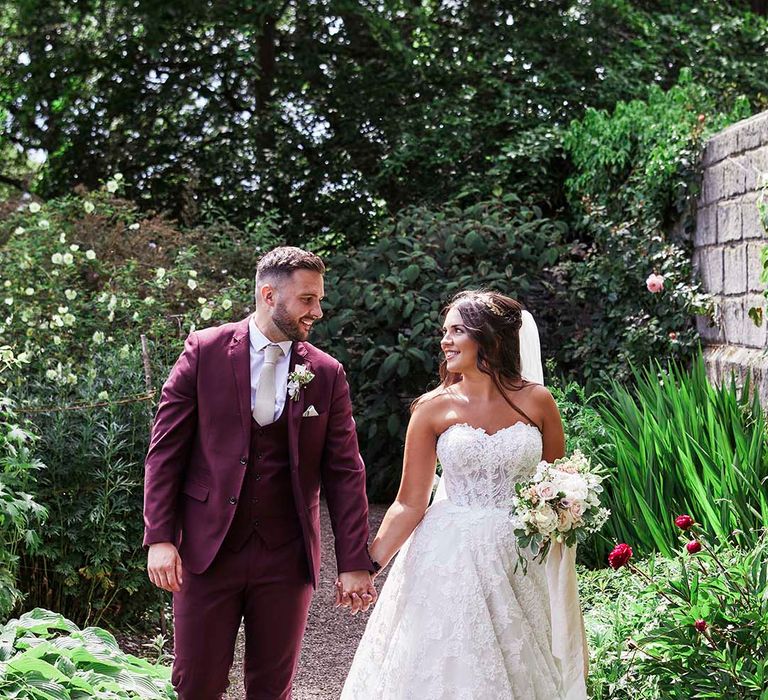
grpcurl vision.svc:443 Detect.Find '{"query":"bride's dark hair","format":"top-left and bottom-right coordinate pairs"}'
top-left (412, 290), bottom-right (535, 424)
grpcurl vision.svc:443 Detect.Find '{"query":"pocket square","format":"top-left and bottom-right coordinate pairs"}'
top-left (302, 405), bottom-right (319, 418)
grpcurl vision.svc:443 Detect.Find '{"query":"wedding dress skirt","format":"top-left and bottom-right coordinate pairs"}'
top-left (341, 422), bottom-right (580, 700)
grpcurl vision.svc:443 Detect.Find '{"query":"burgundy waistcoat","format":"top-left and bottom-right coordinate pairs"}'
top-left (223, 409), bottom-right (302, 552)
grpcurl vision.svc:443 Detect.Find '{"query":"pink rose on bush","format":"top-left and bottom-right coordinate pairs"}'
top-left (694, 619), bottom-right (707, 632)
top-left (686, 540), bottom-right (702, 554)
top-left (646, 273), bottom-right (664, 293)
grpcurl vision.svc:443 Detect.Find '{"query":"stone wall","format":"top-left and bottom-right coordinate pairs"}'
top-left (694, 111), bottom-right (768, 402)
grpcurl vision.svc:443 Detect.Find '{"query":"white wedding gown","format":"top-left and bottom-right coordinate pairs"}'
top-left (341, 421), bottom-right (572, 700)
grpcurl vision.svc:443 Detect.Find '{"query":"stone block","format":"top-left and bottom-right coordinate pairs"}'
top-left (747, 242), bottom-right (766, 292)
top-left (703, 345), bottom-right (768, 406)
top-left (736, 111), bottom-right (768, 153)
top-left (744, 146), bottom-right (768, 192)
top-left (717, 202), bottom-right (743, 243)
top-left (742, 294), bottom-right (767, 348)
top-left (721, 157), bottom-right (748, 198)
top-left (697, 309), bottom-right (725, 344)
top-left (708, 161), bottom-right (728, 203)
top-left (702, 129), bottom-right (737, 168)
top-left (695, 247), bottom-right (724, 294)
top-left (720, 297), bottom-right (747, 344)
top-left (694, 204), bottom-right (718, 247)
top-left (741, 193), bottom-right (766, 239)
top-left (723, 245), bottom-right (747, 295)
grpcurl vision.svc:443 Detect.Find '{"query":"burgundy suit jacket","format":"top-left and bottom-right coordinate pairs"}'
top-left (143, 316), bottom-right (373, 586)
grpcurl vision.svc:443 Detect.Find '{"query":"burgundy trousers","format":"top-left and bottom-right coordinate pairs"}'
top-left (172, 533), bottom-right (313, 700)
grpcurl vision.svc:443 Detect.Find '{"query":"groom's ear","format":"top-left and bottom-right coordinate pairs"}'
top-left (255, 280), bottom-right (276, 307)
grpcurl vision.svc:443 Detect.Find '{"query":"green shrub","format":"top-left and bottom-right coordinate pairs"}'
top-left (587, 354), bottom-right (768, 563)
top-left (0, 349), bottom-right (47, 620)
top-left (556, 73), bottom-right (751, 382)
top-left (0, 607), bottom-right (174, 698)
top-left (605, 528), bottom-right (768, 699)
top-left (0, 186), bottom-right (273, 627)
top-left (312, 196), bottom-right (566, 499)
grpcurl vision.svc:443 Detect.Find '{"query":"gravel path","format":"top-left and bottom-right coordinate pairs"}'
top-left (224, 502), bottom-right (389, 700)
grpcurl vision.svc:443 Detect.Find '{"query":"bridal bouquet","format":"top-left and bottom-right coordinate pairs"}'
top-left (510, 450), bottom-right (609, 570)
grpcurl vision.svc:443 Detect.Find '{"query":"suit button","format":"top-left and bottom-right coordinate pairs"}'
top-left (239, 456), bottom-right (247, 465)
top-left (254, 519), bottom-right (260, 527)
top-left (254, 474), bottom-right (262, 481)
top-left (228, 496), bottom-right (238, 505)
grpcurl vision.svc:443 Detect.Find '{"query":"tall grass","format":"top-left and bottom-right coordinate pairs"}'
top-left (588, 354), bottom-right (768, 561)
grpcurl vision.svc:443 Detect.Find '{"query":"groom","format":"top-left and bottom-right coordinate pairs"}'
top-left (143, 246), bottom-right (377, 699)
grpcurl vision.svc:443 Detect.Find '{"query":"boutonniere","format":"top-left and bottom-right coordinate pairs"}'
top-left (288, 364), bottom-right (315, 401)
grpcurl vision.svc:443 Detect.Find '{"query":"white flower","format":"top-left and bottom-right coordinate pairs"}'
top-left (64, 289), bottom-right (77, 300)
top-left (155, 267), bottom-right (166, 279)
top-left (52, 335), bottom-right (61, 345)
top-left (119, 344), bottom-right (130, 359)
top-left (59, 232), bottom-right (66, 243)
top-left (197, 297), bottom-right (207, 305)
top-left (200, 307), bottom-right (213, 321)
top-left (45, 369), bottom-right (57, 380)
top-left (51, 253), bottom-right (63, 265)
top-left (62, 252), bottom-right (74, 265)
top-left (128, 222), bottom-right (140, 230)
top-left (221, 298), bottom-right (232, 310)
top-left (106, 180), bottom-right (119, 193)
top-left (63, 313), bottom-right (75, 325)
top-left (28, 202), bottom-right (41, 213)
top-left (113, 173), bottom-right (123, 181)
top-left (69, 244), bottom-right (79, 252)
top-left (535, 481), bottom-right (557, 501)
top-left (532, 505), bottom-right (558, 535)
top-left (85, 249), bottom-right (96, 260)
top-left (83, 201), bottom-right (95, 214)
top-left (97, 391), bottom-right (110, 401)
top-left (287, 364), bottom-right (315, 401)
top-left (188, 270), bottom-right (197, 278)
top-left (39, 219), bottom-right (50, 229)
top-left (66, 373), bottom-right (77, 385)
top-left (92, 331), bottom-right (105, 344)
top-left (143, 296), bottom-right (155, 305)
top-left (4, 298), bottom-right (13, 306)
top-left (7, 426), bottom-right (29, 442)
top-left (187, 278), bottom-right (198, 290)
top-left (14, 226), bottom-right (25, 235)
top-left (25, 287), bottom-right (34, 296)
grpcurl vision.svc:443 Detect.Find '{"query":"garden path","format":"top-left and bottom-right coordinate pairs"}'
top-left (223, 502), bottom-right (389, 700)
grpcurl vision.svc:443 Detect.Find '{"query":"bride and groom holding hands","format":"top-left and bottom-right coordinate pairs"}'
top-left (143, 245), bottom-right (588, 700)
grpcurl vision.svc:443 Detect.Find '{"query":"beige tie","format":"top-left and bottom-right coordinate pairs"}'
top-left (253, 344), bottom-right (283, 426)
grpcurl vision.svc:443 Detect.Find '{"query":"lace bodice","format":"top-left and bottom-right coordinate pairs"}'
top-left (436, 422), bottom-right (543, 510)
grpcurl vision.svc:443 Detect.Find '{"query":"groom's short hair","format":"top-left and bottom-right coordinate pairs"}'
top-left (255, 246), bottom-right (326, 286)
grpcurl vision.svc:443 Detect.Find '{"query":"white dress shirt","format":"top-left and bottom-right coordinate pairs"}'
top-left (249, 316), bottom-right (293, 422)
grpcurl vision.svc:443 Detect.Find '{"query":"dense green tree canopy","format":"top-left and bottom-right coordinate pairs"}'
top-left (2, 0), bottom-right (767, 243)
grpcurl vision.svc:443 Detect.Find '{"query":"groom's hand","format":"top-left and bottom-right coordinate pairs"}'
top-left (147, 542), bottom-right (183, 592)
top-left (335, 570), bottom-right (377, 614)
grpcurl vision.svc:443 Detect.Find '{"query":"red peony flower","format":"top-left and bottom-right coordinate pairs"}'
top-left (674, 514), bottom-right (694, 530)
top-left (608, 543), bottom-right (633, 570)
top-left (694, 619), bottom-right (707, 632)
top-left (686, 540), bottom-right (702, 554)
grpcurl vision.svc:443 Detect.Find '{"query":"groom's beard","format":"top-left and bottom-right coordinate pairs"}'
top-left (272, 302), bottom-right (313, 341)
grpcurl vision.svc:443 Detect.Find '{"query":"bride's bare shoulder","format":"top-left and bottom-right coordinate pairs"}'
top-left (411, 384), bottom-right (464, 415)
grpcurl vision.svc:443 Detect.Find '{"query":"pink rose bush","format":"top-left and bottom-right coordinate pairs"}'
top-left (510, 450), bottom-right (610, 570)
top-left (646, 272), bottom-right (665, 293)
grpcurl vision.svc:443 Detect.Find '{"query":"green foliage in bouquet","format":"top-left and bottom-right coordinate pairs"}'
top-left (311, 196), bottom-right (566, 499)
top-left (0, 607), bottom-right (174, 698)
top-left (587, 354), bottom-right (768, 562)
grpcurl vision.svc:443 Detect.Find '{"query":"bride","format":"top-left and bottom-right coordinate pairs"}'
top-left (339, 290), bottom-right (588, 700)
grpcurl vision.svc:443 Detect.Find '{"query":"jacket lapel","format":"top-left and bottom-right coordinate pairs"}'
top-left (287, 342), bottom-right (313, 471)
top-left (228, 316), bottom-right (253, 447)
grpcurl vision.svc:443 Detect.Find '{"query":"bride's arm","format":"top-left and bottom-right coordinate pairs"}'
top-left (367, 403), bottom-right (438, 571)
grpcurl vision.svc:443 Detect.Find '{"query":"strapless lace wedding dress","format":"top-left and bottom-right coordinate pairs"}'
top-left (340, 422), bottom-right (567, 700)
